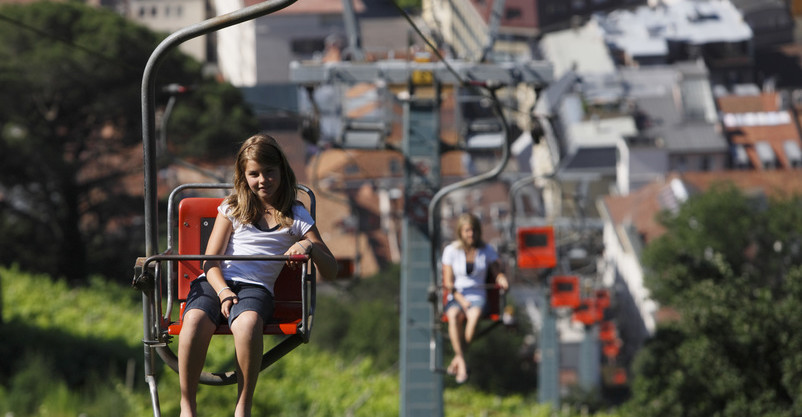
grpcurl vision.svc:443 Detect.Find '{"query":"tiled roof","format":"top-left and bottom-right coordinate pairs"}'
top-left (601, 170), bottom-right (802, 246)
top-left (716, 91), bottom-right (802, 169)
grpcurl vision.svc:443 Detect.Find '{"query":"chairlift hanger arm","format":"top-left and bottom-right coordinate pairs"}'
top-left (142, 0), bottom-right (299, 257)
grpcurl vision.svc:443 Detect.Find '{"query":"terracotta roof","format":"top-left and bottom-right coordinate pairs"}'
top-left (716, 91), bottom-right (802, 170)
top-left (602, 170), bottom-right (802, 245)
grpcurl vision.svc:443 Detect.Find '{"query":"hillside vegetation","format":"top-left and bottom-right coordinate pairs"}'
top-left (0, 265), bottom-right (620, 416)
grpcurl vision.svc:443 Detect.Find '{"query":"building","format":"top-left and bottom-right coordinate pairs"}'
top-left (128, 0), bottom-right (210, 62)
top-left (594, 0), bottom-right (754, 85)
top-left (716, 88), bottom-right (802, 169)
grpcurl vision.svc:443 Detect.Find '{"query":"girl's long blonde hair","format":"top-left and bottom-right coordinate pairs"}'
top-left (225, 133), bottom-right (299, 228)
top-left (454, 213), bottom-right (484, 251)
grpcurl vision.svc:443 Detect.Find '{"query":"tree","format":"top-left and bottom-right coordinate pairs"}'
top-left (626, 183), bottom-right (802, 416)
top-left (0, 2), bottom-right (258, 281)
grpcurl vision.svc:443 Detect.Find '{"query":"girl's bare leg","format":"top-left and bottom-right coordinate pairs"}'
top-left (231, 311), bottom-right (263, 417)
top-left (179, 309), bottom-right (217, 417)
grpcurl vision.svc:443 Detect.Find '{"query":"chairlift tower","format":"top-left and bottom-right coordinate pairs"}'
top-left (291, 58), bottom-right (551, 416)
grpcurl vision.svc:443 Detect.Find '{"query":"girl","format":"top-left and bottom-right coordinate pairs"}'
top-left (178, 133), bottom-right (337, 417)
top-left (442, 213), bottom-right (509, 384)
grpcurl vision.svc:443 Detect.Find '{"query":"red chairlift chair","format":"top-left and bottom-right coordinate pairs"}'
top-left (599, 321), bottom-right (617, 343)
top-left (134, 186), bottom-right (318, 387)
top-left (603, 338), bottom-right (622, 359)
top-left (603, 365), bottom-right (628, 386)
top-left (441, 270), bottom-right (505, 324)
top-left (516, 226), bottom-right (557, 269)
top-left (167, 197), bottom-right (311, 337)
top-left (572, 298), bottom-right (603, 326)
top-left (550, 275), bottom-right (581, 309)
top-left (595, 288), bottom-right (611, 311)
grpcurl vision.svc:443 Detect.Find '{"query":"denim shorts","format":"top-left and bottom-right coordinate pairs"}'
top-left (445, 297), bottom-right (487, 315)
top-left (184, 278), bottom-right (274, 327)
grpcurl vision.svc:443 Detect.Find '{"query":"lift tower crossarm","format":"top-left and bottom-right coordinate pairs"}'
top-left (290, 59), bottom-right (552, 86)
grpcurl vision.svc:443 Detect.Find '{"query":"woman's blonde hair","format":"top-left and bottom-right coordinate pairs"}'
top-left (225, 133), bottom-right (298, 228)
top-left (454, 213), bottom-right (483, 250)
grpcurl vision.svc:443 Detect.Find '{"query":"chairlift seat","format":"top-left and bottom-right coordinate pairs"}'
top-left (517, 226), bottom-right (557, 269)
top-left (550, 275), bottom-right (580, 309)
top-left (167, 197), bottom-right (306, 336)
top-left (572, 298), bottom-right (602, 326)
top-left (441, 270), bottom-right (504, 322)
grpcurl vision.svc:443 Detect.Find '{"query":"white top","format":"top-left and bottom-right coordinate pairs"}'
top-left (217, 201), bottom-right (313, 294)
top-left (442, 242), bottom-right (498, 305)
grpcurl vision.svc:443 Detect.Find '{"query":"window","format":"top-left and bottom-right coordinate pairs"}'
top-left (505, 8), bottom-right (522, 19)
top-left (291, 38), bottom-right (326, 55)
top-left (345, 163), bottom-right (360, 175)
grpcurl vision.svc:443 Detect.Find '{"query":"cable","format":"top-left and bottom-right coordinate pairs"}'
top-left (385, 0), bottom-right (466, 87)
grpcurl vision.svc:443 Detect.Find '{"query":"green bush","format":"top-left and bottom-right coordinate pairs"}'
top-left (0, 265), bottom-right (622, 416)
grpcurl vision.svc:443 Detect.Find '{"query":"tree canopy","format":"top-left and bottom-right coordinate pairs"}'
top-left (626, 183), bottom-right (802, 416)
top-left (0, 2), bottom-right (259, 281)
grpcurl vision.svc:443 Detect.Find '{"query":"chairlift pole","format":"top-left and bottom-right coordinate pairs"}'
top-left (139, 2), bottom-right (298, 415)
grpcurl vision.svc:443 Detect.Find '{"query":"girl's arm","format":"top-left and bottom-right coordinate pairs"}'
top-left (286, 224), bottom-right (338, 280)
top-left (443, 262), bottom-right (471, 310)
top-left (202, 212), bottom-right (236, 317)
top-left (490, 260), bottom-right (509, 291)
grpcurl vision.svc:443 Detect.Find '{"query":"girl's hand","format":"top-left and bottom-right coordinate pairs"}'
top-left (496, 273), bottom-right (510, 292)
top-left (219, 288), bottom-right (238, 319)
top-left (285, 239), bottom-right (312, 268)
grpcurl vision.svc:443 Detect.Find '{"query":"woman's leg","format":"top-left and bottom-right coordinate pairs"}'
top-left (446, 306), bottom-right (467, 379)
top-left (178, 309), bottom-right (217, 417)
top-left (463, 306), bottom-right (483, 345)
top-left (231, 310), bottom-right (264, 417)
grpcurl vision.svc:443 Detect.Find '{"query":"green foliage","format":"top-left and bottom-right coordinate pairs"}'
top-left (1, 265), bottom-right (623, 416)
top-left (393, 0), bottom-right (422, 11)
top-left (627, 184), bottom-right (802, 416)
top-left (168, 81), bottom-right (260, 158)
top-left (311, 265), bottom-right (401, 371)
top-left (449, 312), bottom-right (536, 395)
top-left (0, 1), bottom-right (258, 282)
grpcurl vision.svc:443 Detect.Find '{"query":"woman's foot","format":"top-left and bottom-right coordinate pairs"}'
top-left (446, 359), bottom-right (458, 376)
top-left (455, 367), bottom-right (469, 384)
top-left (454, 357), bottom-right (468, 384)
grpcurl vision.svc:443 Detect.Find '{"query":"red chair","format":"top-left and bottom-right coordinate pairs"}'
top-left (603, 338), bottom-right (621, 359)
top-left (550, 275), bottom-right (581, 309)
top-left (168, 197), bottom-right (305, 336)
top-left (572, 298), bottom-right (602, 326)
top-left (595, 288), bottom-right (611, 311)
top-left (599, 321), bottom-right (617, 343)
top-left (441, 270), bottom-right (505, 323)
top-left (517, 226), bottom-right (557, 269)
top-left (133, 185), bottom-right (317, 387)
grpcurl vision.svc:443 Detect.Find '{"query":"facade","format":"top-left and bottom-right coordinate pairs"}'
top-left (128, 0), bottom-right (210, 62)
top-left (215, 0), bottom-right (366, 87)
top-left (594, 0), bottom-right (754, 85)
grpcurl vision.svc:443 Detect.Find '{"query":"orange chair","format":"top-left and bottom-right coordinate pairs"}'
top-left (550, 275), bottom-right (581, 309)
top-left (167, 197), bottom-right (306, 336)
top-left (516, 226), bottom-right (557, 269)
top-left (134, 185), bottom-right (317, 386)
